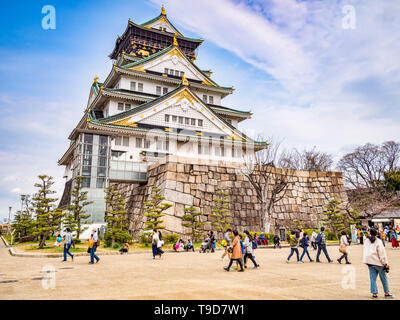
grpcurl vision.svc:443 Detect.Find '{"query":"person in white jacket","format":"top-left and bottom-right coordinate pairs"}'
top-left (337, 231), bottom-right (351, 264)
top-left (363, 228), bottom-right (393, 299)
top-left (243, 230), bottom-right (260, 269)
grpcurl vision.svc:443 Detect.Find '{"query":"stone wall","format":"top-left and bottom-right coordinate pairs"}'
top-left (113, 156), bottom-right (349, 236)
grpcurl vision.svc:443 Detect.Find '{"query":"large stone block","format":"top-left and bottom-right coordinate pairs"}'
top-left (164, 189), bottom-right (193, 206)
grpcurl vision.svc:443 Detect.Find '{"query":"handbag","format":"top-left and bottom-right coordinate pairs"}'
top-left (339, 245), bottom-right (347, 254)
top-left (87, 247), bottom-right (91, 253)
top-left (157, 240), bottom-right (163, 248)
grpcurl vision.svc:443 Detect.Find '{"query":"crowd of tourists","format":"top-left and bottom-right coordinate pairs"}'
top-left (58, 222), bottom-right (396, 299)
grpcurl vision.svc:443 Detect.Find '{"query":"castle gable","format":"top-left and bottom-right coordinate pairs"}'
top-left (103, 86), bottom-right (247, 141)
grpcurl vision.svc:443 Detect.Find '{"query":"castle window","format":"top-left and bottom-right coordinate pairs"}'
top-left (135, 138), bottom-right (142, 148)
top-left (209, 96), bottom-right (214, 104)
top-left (130, 81), bottom-right (136, 91)
top-left (185, 117), bottom-right (190, 125)
top-left (202, 95), bottom-right (207, 103)
top-left (169, 69), bottom-right (174, 75)
top-left (215, 146), bottom-right (225, 157)
top-left (123, 136), bottom-right (129, 147)
top-left (118, 103), bottom-right (124, 111)
top-left (138, 83), bottom-right (143, 92)
top-left (175, 70), bottom-right (180, 77)
top-left (165, 114), bottom-right (170, 122)
top-left (164, 68), bottom-right (169, 74)
top-left (144, 139), bottom-right (150, 149)
top-left (180, 71), bottom-right (184, 77)
top-left (172, 115), bottom-right (177, 123)
top-left (198, 119), bottom-right (203, 127)
top-left (191, 118), bottom-right (196, 126)
top-left (125, 104), bottom-right (131, 111)
top-left (156, 86), bottom-right (162, 95)
top-left (178, 116), bottom-right (183, 124)
top-left (163, 87), bottom-right (168, 94)
top-left (198, 144), bottom-right (210, 155)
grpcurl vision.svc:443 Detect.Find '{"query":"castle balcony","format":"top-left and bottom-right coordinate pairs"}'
top-left (109, 160), bottom-right (148, 182)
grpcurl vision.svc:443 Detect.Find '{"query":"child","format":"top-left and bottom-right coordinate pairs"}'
top-left (54, 234), bottom-right (62, 247)
top-left (119, 241), bottom-right (129, 255)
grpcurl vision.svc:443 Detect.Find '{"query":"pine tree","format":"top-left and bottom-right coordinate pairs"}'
top-left (31, 175), bottom-right (65, 249)
top-left (182, 206), bottom-right (206, 242)
top-left (104, 185), bottom-right (132, 247)
top-left (322, 200), bottom-right (345, 240)
top-left (210, 191), bottom-right (232, 236)
top-left (143, 187), bottom-right (172, 232)
top-left (13, 210), bottom-right (34, 240)
top-left (67, 176), bottom-right (93, 239)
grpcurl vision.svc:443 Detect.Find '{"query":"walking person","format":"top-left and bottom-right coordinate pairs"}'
top-left (152, 230), bottom-right (161, 259)
top-left (310, 230), bottom-right (317, 250)
top-left (224, 230), bottom-right (244, 272)
top-left (220, 228), bottom-right (232, 261)
top-left (243, 230), bottom-right (260, 269)
top-left (157, 231), bottom-right (164, 255)
top-left (208, 231), bottom-right (216, 253)
top-left (299, 232), bottom-right (313, 263)
top-left (286, 231), bottom-right (300, 263)
top-left (358, 228), bottom-right (364, 245)
top-left (390, 229), bottom-right (399, 249)
top-left (62, 228), bottom-right (74, 262)
top-left (89, 228), bottom-right (100, 264)
top-left (363, 229), bottom-right (394, 299)
top-left (234, 235), bottom-right (245, 270)
top-left (316, 227), bottom-right (333, 263)
top-left (337, 231), bottom-right (351, 264)
top-left (379, 230), bottom-right (386, 247)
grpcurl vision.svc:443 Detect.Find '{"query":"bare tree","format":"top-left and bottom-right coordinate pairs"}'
top-left (279, 146), bottom-right (333, 171)
top-left (242, 138), bottom-right (288, 233)
top-left (337, 141), bottom-right (400, 190)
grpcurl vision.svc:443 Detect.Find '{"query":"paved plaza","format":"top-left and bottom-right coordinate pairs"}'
top-left (0, 244), bottom-right (398, 300)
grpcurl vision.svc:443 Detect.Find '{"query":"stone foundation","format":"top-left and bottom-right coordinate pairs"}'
top-left (113, 156), bottom-right (349, 236)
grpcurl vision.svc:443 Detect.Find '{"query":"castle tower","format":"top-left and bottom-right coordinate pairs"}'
top-left (58, 6), bottom-right (266, 224)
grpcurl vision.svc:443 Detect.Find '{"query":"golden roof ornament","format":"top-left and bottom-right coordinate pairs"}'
top-left (93, 76), bottom-right (99, 84)
top-left (161, 5), bottom-right (166, 15)
top-left (173, 36), bottom-right (178, 46)
top-left (182, 74), bottom-right (188, 86)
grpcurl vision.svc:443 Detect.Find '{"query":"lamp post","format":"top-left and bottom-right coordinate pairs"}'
top-left (8, 206), bottom-right (12, 236)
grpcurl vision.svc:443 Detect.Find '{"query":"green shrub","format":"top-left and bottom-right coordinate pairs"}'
top-left (113, 243), bottom-right (122, 249)
top-left (165, 233), bottom-right (179, 244)
top-left (140, 233), bottom-right (152, 246)
top-left (302, 229), bottom-right (320, 236)
top-left (325, 231), bottom-right (337, 241)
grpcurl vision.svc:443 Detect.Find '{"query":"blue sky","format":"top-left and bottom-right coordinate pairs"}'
top-left (0, 0), bottom-right (399, 221)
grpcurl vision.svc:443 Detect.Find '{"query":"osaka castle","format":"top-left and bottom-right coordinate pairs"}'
top-left (58, 6), bottom-right (267, 223)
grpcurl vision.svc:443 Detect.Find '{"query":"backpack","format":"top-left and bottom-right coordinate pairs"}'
top-left (299, 237), bottom-right (305, 248)
top-left (315, 232), bottom-right (323, 245)
top-left (252, 239), bottom-right (258, 249)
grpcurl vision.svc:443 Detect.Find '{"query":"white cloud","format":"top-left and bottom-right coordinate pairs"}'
top-left (11, 188), bottom-right (21, 194)
top-left (152, 0), bottom-right (400, 159)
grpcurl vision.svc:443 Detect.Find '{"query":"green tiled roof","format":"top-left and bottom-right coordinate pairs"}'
top-left (120, 45), bottom-right (222, 88)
